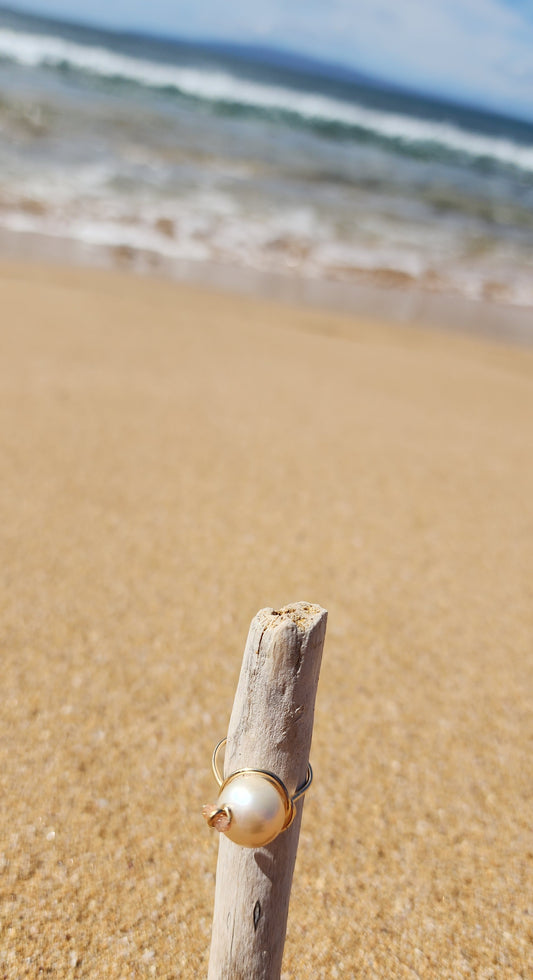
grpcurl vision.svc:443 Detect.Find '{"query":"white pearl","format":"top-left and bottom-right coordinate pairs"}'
top-left (216, 771), bottom-right (289, 847)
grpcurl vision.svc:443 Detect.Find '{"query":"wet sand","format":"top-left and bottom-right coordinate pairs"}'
top-left (1, 261), bottom-right (532, 977)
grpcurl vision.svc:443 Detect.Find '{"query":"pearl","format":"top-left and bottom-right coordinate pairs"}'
top-left (213, 771), bottom-right (291, 848)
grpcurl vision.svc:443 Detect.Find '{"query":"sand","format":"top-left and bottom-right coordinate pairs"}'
top-left (0, 261), bottom-right (532, 978)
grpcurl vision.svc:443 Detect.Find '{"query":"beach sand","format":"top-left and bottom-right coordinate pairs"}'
top-left (1, 261), bottom-right (532, 978)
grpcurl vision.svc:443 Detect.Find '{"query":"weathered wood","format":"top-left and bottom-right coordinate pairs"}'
top-left (207, 601), bottom-right (327, 980)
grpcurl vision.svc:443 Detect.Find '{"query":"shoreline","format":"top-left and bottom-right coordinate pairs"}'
top-left (1, 226), bottom-right (532, 347)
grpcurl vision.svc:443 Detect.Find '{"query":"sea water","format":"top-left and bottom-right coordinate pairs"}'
top-left (1, 6), bottom-right (532, 324)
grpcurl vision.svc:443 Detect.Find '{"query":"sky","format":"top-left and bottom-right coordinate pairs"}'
top-left (3, 0), bottom-right (533, 120)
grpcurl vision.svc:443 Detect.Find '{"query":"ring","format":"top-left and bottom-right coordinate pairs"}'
top-left (202, 738), bottom-right (313, 848)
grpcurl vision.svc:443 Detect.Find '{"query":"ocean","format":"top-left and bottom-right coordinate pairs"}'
top-left (1, 6), bottom-right (533, 331)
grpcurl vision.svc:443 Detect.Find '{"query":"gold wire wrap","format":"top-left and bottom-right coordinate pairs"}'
top-left (211, 737), bottom-right (313, 802)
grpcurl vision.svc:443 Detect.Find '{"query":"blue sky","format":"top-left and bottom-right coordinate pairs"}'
top-left (4, 0), bottom-right (533, 119)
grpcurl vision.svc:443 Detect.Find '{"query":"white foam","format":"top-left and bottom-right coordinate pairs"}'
top-left (0, 207), bottom-right (209, 260)
top-left (1, 200), bottom-right (532, 307)
top-left (1, 166), bottom-right (532, 308)
top-left (1, 26), bottom-right (533, 173)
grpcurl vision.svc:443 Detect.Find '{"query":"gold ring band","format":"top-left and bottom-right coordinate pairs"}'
top-left (212, 737), bottom-right (313, 800)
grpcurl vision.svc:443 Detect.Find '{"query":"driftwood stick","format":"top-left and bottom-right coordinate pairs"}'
top-left (207, 601), bottom-right (327, 980)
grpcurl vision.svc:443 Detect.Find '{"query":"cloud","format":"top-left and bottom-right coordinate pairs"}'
top-left (236, 0), bottom-right (533, 116)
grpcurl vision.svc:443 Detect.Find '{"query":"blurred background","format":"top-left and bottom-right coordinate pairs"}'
top-left (1, 0), bottom-right (532, 336)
